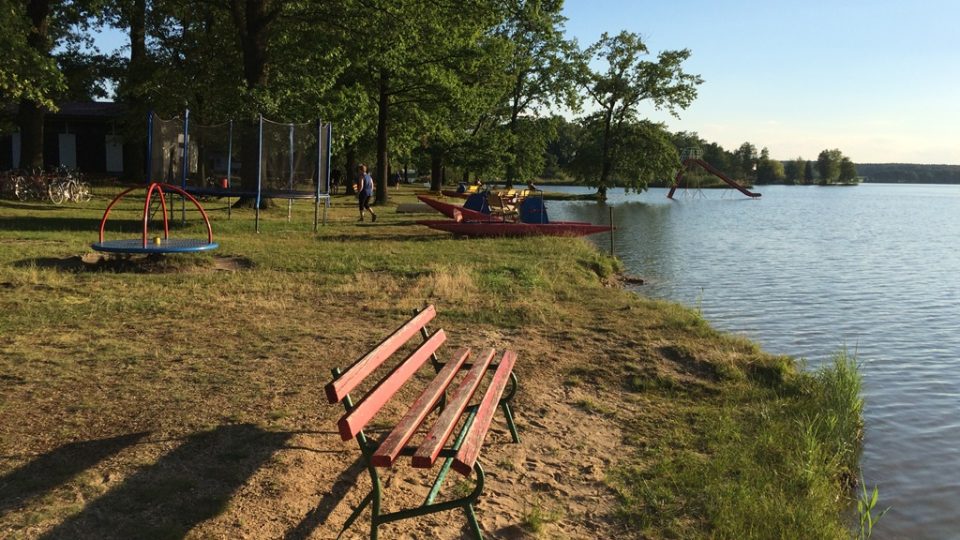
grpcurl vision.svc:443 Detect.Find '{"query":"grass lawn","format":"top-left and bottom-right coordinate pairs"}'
top-left (0, 185), bottom-right (862, 539)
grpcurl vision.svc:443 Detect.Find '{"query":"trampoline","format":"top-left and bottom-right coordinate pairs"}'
top-left (148, 109), bottom-right (333, 232)
top-left (92, 182), bottom-right (219, 254)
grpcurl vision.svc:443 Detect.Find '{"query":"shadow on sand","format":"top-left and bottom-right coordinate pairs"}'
top-left (37, 424), bottom-right (290, 540)
top-left (0, 432), bottom-right (149, 518)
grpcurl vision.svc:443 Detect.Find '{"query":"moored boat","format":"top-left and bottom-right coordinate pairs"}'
top-left (417, 219), bottom-right (612, 238)
top-left (417, 194), bottom-right (499, 221)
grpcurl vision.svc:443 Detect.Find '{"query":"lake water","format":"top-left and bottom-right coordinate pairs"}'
top-left (547, 183), bottom-right (960, 539)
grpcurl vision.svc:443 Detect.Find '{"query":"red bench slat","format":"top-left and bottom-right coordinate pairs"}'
top-left (371, 348), bottom-right (472, 467)
top-left (452, 350), bottom-right (517, 475)
top-left (337, 329), bottom-right (447, 441)
top-left (411, 348), bottom-right (496, 468)
top-left (325, 305), bottom-right (436, 404)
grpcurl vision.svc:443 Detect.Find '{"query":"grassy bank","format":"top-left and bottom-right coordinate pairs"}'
top-left (0, 187), bottom-right (862, 538)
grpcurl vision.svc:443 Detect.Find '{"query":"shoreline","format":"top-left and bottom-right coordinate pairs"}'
top-left (0, 184), bottom-right (863, 538)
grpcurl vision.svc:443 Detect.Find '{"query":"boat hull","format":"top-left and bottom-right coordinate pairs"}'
top-left (417, 195), bottom-right (501, 221)
top-left (418, 220), bottom-right (612, 238)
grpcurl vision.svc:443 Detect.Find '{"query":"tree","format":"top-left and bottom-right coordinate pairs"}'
top-left (570, 117), bottom-right (678, 192)
top-left (578, 31), bottom-right (702, 197)
top-left (9, 0), bottom-right (105, 168)
top-left (804, 160), bottom-right (815, 184)
top-left (732, 142), bottom-right (757, 182)
top-left (15, 0), bottom-right (62, 169)
top-left (325, 0), bottom-right (503, 204)
top-left (784, 157), bottom-right (805, 185)
top-left (839, 157), bottom-right (858, 183)
top-left (756, 147), bottom-right (784, 184)
top-left (816, 148), bottom-right (843, 184)
top-left (495, 0), bottom-right (581, 186)
top-left (0, 3), bottom-right (64, 110)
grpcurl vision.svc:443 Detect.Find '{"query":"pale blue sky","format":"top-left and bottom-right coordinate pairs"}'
top-left (562, 0), bottom-right (960, 164)
top-left (90, 0), bottom-right (958, 164)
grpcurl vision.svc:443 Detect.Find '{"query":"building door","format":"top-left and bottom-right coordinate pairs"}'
top-left (58, 133), bottom-right (77, 168)
top-left (105, 135), bottom-right (123, 173)
top-left (11, 133), bottom-right (21, 169)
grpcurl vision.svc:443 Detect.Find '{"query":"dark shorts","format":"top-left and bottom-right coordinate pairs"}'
top-left (358, 193), bottom-right (372, 210)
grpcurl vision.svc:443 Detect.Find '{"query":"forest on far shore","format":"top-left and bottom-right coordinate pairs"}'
top-left (855, 163), bottom-right (960, 184)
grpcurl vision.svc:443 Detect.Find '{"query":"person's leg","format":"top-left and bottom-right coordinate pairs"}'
top-left (358, 195), bottom-right (365, 220)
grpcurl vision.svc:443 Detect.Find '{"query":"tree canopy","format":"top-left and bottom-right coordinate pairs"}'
top-left (4, 1), bottom-right (867, 192)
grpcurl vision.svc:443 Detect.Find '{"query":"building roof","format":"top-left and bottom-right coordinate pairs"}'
top-left (3, 101), bottom-right (126, 120)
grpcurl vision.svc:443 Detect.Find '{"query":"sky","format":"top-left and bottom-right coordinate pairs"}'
top-left (89, 0), bottom-right (959, 164)
top-left (561, 0), bottom-right (960, 164)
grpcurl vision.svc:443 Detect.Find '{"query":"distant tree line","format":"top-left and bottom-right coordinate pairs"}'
top-left (855, 164), bottom-right (960, 184)
top-left (543, 123), bottom-right (859, 186)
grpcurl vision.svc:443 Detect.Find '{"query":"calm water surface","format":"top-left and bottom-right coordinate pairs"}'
top-left (548, 184), bottom-right (960, 539)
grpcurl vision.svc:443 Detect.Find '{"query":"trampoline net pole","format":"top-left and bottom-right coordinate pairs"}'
top-left (256, 114), bottom-right (263, 233)
top-left (146, 110), bottom-right (153, 184)
top-left (227, 120), bottom-right (233, 220)
top-left (181, 108), bottom-right (190, 225)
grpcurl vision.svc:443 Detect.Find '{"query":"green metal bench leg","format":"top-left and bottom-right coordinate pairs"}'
top-left (502, 372), bottom-right (520, 443)
top-left (426, 409), bottom-right (477, 505)
top-left (337, 491), bottom-right (373, 539)
top-left (501, 402), bottom-right (520, 443)
top-left (370, 476), bottom-right (382, 540)
top-left (464, 502), bottom-right (483, 539)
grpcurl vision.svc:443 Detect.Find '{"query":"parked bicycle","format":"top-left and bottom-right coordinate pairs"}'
top-left (47, 168), bottom-right (92, 204)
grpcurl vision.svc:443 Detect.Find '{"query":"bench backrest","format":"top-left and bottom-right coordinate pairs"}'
top-left (326, 305), bottom-right (444, 441)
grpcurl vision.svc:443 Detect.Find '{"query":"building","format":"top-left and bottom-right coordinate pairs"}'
top-left (1, 101), bottom-right (129, 174)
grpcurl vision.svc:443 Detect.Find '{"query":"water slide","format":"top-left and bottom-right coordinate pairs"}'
top-left (667, 158), bottom-right (761, 199)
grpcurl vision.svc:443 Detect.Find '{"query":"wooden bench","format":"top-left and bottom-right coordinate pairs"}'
top-left (326, 305), bottom-right (520, 539)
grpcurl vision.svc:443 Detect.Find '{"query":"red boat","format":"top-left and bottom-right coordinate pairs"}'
top-left (417, 195), bottom-right (501, 221)
top-left (417, 220), bottom-right (612, 238)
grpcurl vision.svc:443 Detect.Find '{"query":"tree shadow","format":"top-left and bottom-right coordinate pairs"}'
top-left (0, 200), bottom-right (66, 212)
top-left (283, 454), bottom-right (367, 540)
top-left (0, 432), bottom-right (149, 518)
top-left (0, 215), bottom-right (141, 233)
top-left (39, 424), bottom-right (291, 540)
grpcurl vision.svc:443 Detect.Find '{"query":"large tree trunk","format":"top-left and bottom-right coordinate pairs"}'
top-left (230, 0), bottom-right (274, 208)
top-left (430, 147), bottom-right (443, 192)
top-left (18, 0), bottom-right (52, 169)
top-left (597, 107), bottom-right (614, 200)
top-left (374, 70), bottom-right (389, 204)
top-left (17, 101), bottom-right (44, 170)
top-left (122, 0), bottom-right (148, 181)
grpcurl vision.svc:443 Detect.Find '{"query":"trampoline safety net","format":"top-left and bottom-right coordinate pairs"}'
top-left (147, 110), bottom-right (332, 204)
top-left (259, 118), bottom-right (328, 198)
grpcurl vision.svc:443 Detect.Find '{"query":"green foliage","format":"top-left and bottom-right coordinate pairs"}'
top-left (856, 474), bottom-right (890, 539)
top-left (0, 3), bottom-right (65, 109)
top-left (784, 157), bottom-right (805, 185)
top-left (576, 31), bottom-right (701, 195)
top-left (817, 148), bottom-right (845, 184)
top-left (756, 147), bottom-right (785, 184)
top-left (856, 163), bottom-right (960, 184)
top-left (494, 0), bottom-right (582, 184)
top-left (570, 116), bottom-right (679, 193)
top-left (839, 157), bottom-right (859, 183)
top-left (805, 160), bottom-right (816, 183)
